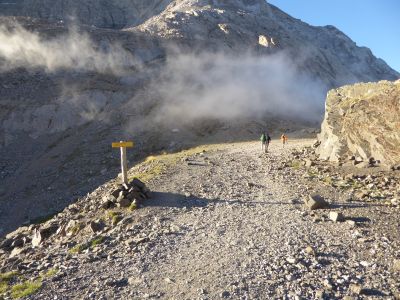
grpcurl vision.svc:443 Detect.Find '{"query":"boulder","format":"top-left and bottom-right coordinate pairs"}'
top-left (305, 194), bottom-right (330, 210)
top-left (316, 80), bottom-right (400, 167)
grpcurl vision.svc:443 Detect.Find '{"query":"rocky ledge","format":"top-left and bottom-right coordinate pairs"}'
top-left (316, 80), bottom-right (400, 168)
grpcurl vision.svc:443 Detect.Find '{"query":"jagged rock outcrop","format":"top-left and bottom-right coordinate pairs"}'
top-left (316, 80), bottom-right (400, 166)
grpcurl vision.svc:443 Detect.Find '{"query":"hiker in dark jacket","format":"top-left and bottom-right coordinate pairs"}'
top-left (266, 133), bottom-right (272, 152)
top-left (260, 133), bottom-right (267, 152)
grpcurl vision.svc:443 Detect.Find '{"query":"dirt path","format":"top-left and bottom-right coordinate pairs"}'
top-left (30, 139), bottom-right (399, 299)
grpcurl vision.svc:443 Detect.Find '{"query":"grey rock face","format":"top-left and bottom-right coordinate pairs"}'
top-left (316, 80), bottom-right (400, 166)
top-left (0, 0), bottom-right (173, 29)
top-left (134, 0), bottom-right (399, 87)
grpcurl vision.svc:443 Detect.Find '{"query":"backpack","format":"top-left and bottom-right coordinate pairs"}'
top-left (260, 133), bottom-right (266, 142)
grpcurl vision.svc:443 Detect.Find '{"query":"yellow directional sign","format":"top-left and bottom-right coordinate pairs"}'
top-left (112, 141), bottom-right (134, 148)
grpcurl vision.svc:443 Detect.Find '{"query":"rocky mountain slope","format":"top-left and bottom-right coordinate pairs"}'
top-left (0, 0), bottom-right (399, 235)
top-left (0, 140), bottom-right (399, 299)
top-left (316, 80), bottom-right (400, 167)
top-left (133, 0), bottom-right (398, 86)
top-left (0, 0), bottom-right (172, 29)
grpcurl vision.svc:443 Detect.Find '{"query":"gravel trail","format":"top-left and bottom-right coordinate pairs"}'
top-left (30, 139), bottom-right (399, 299)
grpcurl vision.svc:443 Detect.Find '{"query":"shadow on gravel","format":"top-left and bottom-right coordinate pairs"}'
top-left (144, 192), bottom-right (292, 209)
top-left (318, 252), bottom-right (345, 260)
top-left (346, 217), bottom-right (371, 223)
top-left (144, 192), bottom-right (210, 209)
top-left (331, 203), bottom-right (385, 209)
top-left (361, 289), bottom-right (387, 296)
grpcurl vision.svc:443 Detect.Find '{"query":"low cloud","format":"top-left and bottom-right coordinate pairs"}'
top-left (145, 50), bottom-right (326, 125)
top-left (0, 23), bottom-right (137, 74)
top-left (0, 22), bottom-right (327, 129)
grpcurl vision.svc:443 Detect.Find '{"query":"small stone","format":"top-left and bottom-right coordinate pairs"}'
top-left (286, 257), bottom-right (296, 264)
top-left (329, 211), bottom-right (344, 222)
top-left (315, 290), bottom-right (324, 298)
top-left (31, 230), bottom-right (42, 247)
top-left (169, 224), bottom-right (180, 233)
top-left (304, 159), bottom-right (314, 168)
top-left (360, 261), bottom-right (369, 267)
top-left (355, 157), bottom-right (363, 163)
top-left (220, 291), bottom-right (230, 298)
top-left (128, 277), bottom-right (142, 285)
top-left (355, 161), bottom-right (370, 169)
top-left (131, 178), bottom-right (147, 192)
top-left (346, 220), bottom-right (356, 228)
top-left (323, 279), bottom-right (333, 290)
top-left (89, 221), bottom-right (104, 233)
top-left (125, 237), bottom-right (149, 247)
top-left (390, 164), bottom-right (400, 171)
top-left (393, 259), bottom-right (400, 272)
top-left (355, 191), bottom-right (369, 199)
top-left (101, 199), bottom-right (114, 209)
top-left (117, 198), bottom-right (131, 208)
top-left (164, 277), bottom-right (174, 283)
top-left (0, 238), bottom-right (14, 250)
top-left (10, 247), bottom-right (25, 258)
top-left (56, 224), bottom-right (67, 236)
top-left (349, 284), bottom-right (363, 295)
top-left (10, 238), bottom-right (25, 249)
top-left (305, 246), bottom-right (315, 256)
top-left (39, 224), bottom-right (58, 239)
top-left (110, 188), bottom-right (122, 199)
top-left (305, 194), bottom-right (330, 210)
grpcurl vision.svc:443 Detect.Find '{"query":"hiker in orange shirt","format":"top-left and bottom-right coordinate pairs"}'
top-left (281, 133), bottom-right (288, 148)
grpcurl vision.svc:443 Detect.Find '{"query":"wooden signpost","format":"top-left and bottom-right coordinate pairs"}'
top-left (112, 141), bottom-right (134, 184)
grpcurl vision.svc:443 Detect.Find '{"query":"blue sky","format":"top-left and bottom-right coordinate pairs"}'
top-left (268, 0), bottom-right (400, 73)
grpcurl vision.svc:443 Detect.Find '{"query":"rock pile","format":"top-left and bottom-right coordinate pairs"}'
top-left (284, 145), bottom-right (400, 207)
top-left (102, 178), bottom-right (151, 209)
top-left (0, 178), bottom-right (150, 273)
